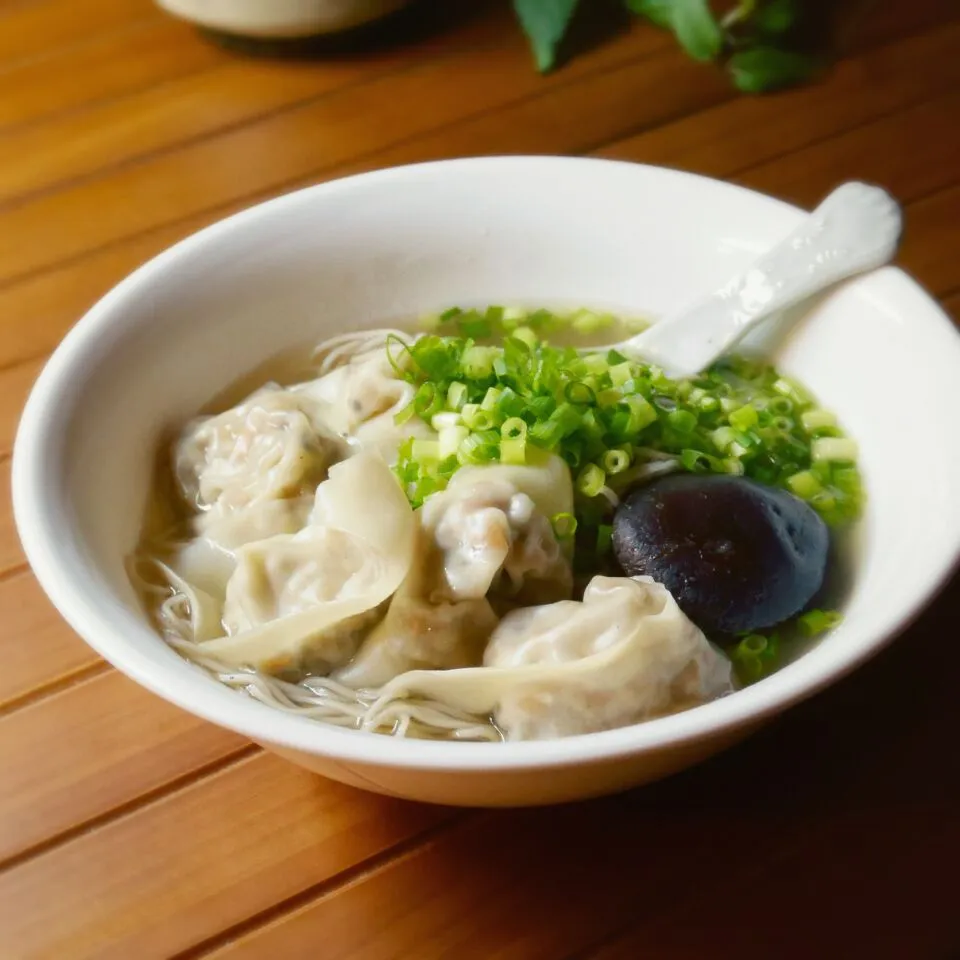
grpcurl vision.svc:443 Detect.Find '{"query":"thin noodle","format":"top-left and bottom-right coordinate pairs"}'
top-left (131, 557), bottom-right (502, 742)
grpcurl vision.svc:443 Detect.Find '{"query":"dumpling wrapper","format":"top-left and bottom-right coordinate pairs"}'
top-left (333, 526), bottom-right (499, 688)
top-left (336, 452), bottom-right (574, 687)
top-left (364, 576), bottom-right (734, 740)
top-left (175, 384), bottom-right (343, 514)
top-left (419, 451), bottom-right (574, 605)
top-left (294, 337), bottom-right (435, 463)
top-left (198, 452), bottom-right (415, 673)
top-left (170, 497), bottom-right (315, 603)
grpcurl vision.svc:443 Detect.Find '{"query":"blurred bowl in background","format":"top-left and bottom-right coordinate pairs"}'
top-left (155, 0), bottom-right (412, 38)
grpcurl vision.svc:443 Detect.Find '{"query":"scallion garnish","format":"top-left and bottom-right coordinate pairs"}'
top-left (388, 308), bottom-right (864, 536)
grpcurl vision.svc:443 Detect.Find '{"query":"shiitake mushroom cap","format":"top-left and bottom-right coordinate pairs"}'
top-left (612, 474), bottom-right (830, 636)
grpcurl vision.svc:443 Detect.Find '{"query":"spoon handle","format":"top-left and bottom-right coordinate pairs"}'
top-left (626, 182), bottom-right (903, 377)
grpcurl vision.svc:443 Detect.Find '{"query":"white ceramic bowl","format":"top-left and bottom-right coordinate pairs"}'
top-left (155, 0), bottom-right (411, 38)
top-left (14, 158), bottom-right (960, 807)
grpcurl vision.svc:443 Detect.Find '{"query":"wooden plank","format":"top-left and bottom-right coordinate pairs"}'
top-left (595, 19), bottom-right (960, 180)
top-left (0, 3), bottom-right (950, 375)
top-left (0, 4), bottom-right (950, 379)
top-left (0, 16), bottom-right (947, 382)
top-left (0, 569), bottom-right (101, 710)
top-left (0, 17), bottom-right (223, 134)
top-left (0, 752), bottom-right (458, 960)
top-left (589, 817), bottom-right (959, 960)
top-left (0, 222), bottom-right (196, 372)
top-left (0, 2), bottom-right (541, 205)
top-left (195, 578), bottom-right (960, 959)
top-left (899, 184), bottom-right (960, 299)
top-left (0, 22), bottom-right (668, 286)
top-left (0, 460), bottom-right (22, 575)
top-left (0, 356), bottom-right (42, 456)
top-left (0, 670), bottom-right (248, 864)
top-left (315, 42), bottom-right (731, 178)
top-left (735, 90), bottom-right (960, 208)
top-left (0, 0), bottom-right (159, 67)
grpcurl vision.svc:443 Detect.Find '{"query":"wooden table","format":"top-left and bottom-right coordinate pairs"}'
top-left (0, 1), bottom-right (958, 957)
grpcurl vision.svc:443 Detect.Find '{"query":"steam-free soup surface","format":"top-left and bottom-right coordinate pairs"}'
top-left (131, 307), bottom-right (861, 741)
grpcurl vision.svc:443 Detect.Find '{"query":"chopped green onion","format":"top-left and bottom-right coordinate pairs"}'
top-left (500, 438), bottom-right (527, 464)
top-left (501, 417), bottom-right (528, 441)
top-left (571, 309), bottom-right (611, 334)
top-left (601, 448), bottom-right (631, 474)
top-left (439, 425), bottom-right (469, 459)
top-left (737, 634), bottom-right (768, 657)
top-left (798, 609), bottom-right (843, 637)
top-left (481, 386), bottom-right (503, 411)
top-left (801, 409), bottom-right (837, 432)
top-left (787, 470), bottom-right (822, 499)
top-left (812, 437), bottom-right (859, 463)
top-left (431, 411), bottom-right (461, 431)
top-left (624, 395), bottom-right (657, 432)
top-left (577, 463), bottom-right (606, 497)
top-left (461, 404), bottom-right (495, 431)
top-left (551, 512), bottom-right (578, 539)
top-left (388, 310), bottom-right (864, 529)
top-left (580, 353), bottom-right (608, 377)
top-left (565, 382), bottom-right (596, 405)
top-left (735, 654), bottom-right (764, 683)
top-left (501, 306), bottom-right (525, 328)
top-left (667, 409), bottom-right (698, 434)
top-left (411, 439), bottom-right (440, 462)
top-left (711, 426), bottom-right (737, 452)
top-left (729, 404), bottom-right (759, 431)
top-left (511, 326), bottom-right (538, 348)
top-left (393, 401), bottom-right (416, 425)
top-left (446, 381), bottom-right (468, 411)
top-left (457, 433), bottom-right (494, 465)
top-left (609, 362), bottom-right (632, 387)
top-left (681, 449), bottom-right (723, 473)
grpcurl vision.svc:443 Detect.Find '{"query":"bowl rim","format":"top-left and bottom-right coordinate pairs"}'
top-left (13, 155), bottom-right (960, 772)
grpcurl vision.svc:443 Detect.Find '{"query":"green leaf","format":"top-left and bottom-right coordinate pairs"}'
top-left (513, 0), bottom-right (581, 73)
top-left (670, 0), bottom-right (723, 62)
top-left (625, 0), bottom-right (673, 30)
top-left (728, 46), bottom-right (816, 93)
top-left (755, 0), bottom-right (799, 36)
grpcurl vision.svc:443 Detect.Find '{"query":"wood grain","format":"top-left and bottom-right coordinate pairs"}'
top-left (0, 6), bottom-right (949, 379)
top-left (0, 9), bottom-right (665, 287)
top-left (0, 4), bottom-right (532, 205)
top-left (0, 669), bottom-right (248, 864)
top-left (1, 0), bottom-right (959, 957)
top-left (0, 752), bottom-right (457, 960)
top-left (0, 17), bottom-right (223, 133)
top-left (0, 569), bottom-right (101, 710)
top-left (0, 0), bottom-right (158, 66)
top-left (596, 20), bottom-right (960, 179)
top-left (198, 579), bottom-right (960, 959)
top-left (0, 459), bottom-right (22, 575)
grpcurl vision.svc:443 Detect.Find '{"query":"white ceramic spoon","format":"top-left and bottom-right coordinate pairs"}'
top-left (609, 182), bottom-right (903, 378)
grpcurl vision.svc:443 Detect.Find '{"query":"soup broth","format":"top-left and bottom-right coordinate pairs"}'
top-left (132, 307), bottom-right (862, 742)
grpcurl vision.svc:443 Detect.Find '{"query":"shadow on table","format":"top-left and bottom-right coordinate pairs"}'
top-left (193, 0), bottom-right (498, 62)
top-left (401, 567), bottom-right (959, 955)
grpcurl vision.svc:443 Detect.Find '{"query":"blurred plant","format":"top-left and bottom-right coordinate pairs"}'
top-left (513, 0), bottom-right (819, 92)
